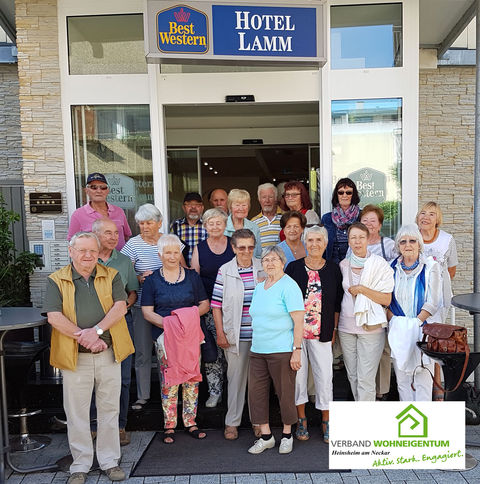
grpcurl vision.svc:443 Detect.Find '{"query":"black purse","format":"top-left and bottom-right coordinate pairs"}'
top-left (200, 315), bottom-right (218, 363)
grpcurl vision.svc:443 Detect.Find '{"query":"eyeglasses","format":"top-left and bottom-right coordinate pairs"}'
top-left (399, 239), bottom-right (418, 245)
top-left (236, 245), bottom-right (255, 252)
top-left (338, 190), bottom-right (353, 196)
top-left (284, 192), bottom-right (301, 198)
top-left (262, 257), bottom-right (281, 264)
top-left (87, 185), bottom-right (108, 191)
top-left (184, 203), bottom-right (203, 208)
top-left (71, 247), bottom-right (99, 255)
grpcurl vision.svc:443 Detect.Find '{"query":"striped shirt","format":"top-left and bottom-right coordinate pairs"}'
top-left (170, 217), bottom-right (208, 265)
top-left (120, 234), bottom-right (184, 306)
top-left (211, 265), bottom-right (255, 341)
top-left (250, 208), bottom-right (282, 249)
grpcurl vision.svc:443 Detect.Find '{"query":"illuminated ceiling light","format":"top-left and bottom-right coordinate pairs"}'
top-left (214, 171), bottom-right (218, 175)
top-left (209, 166), bottom-right (213, 170)
top-left (273, 178), bottom-right (276, 182)
top-left (204, 162), bottom-right (209, 166)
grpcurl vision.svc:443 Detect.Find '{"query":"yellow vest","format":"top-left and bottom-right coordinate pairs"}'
top-left (48, 263), bottom-right (135, 370)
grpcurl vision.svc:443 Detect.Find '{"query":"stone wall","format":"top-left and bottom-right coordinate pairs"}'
top-left (16, 0), bottom-right (68, 307)
top-left (419, 66), bottom-right (475, 331)
top-left (0, 64), bottom-right (22, 181)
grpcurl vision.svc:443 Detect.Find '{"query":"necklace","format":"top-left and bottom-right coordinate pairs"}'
top-left (160, 265), bottom-right (182, 283)
top-left (305, 258), bottom-right (325, 270)
top-left (401, 259), bottom-right (420, 271)
top-left (422, 228), bottom-right (438, 244)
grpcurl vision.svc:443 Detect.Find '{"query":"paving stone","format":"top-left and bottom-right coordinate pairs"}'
top-left (383, 470), bottom-right (417, 481)
top-left (310, 473), bottom-right (343, 483)
top-left (144, 477), bottom-right (176, 483)
top-left (18, 472), bottom-right (57, 483)
top-left (235, 476), bottom-right (266, 484)
top-left (339, 478), bottom-right (359, 484)
top-left (189, 475), bottom-right (220, 484)
top-left (266, 474), bottom-right (296, 481)
top-left (433, 473), bottom-right (467, 483)
top-left (357, 475), bottom-right (390, 484)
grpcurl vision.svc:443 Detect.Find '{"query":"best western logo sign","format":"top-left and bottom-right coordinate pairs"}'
top-left (146, 1), bottom-right (325, 65)
top-left (156, 4), bottom-right (209, 53)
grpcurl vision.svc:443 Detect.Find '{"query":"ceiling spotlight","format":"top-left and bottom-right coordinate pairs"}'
top-left (273, 178), bottom-right (277, 182)
top-left (214, 171), bottom-right (218, 175)
top-left (209, 166), bottom-right (213, 170)
top-left (204, 162), bottom-right (209, 166)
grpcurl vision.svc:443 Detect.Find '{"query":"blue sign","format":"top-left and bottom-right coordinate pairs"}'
top-left (212, 5), bottom-right (316, 57)
top-left (156, 4), bottom-right (209, 54)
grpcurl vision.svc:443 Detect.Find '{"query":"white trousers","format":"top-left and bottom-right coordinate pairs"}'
top-left (295, 339), bottom-right (333, 410)
top-left (224, 341), bottom-right (251, 427)
top-left (393, 358), bottom-right (434, 401)
top-left (338, 330), bottom-right (385, 402)
top-left (62, 348), bottom-right (121, 473)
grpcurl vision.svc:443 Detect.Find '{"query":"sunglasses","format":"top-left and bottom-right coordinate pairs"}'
top-left (236, 245), bottom-right (255, 252)
top-left (338, 190), bottom-right (353, 196)
top-left (87, 185), bottom-right (108, 191)
top-left (399, 239), bottom-right (418, 245)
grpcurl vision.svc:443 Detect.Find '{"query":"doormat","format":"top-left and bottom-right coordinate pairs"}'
top-left (131, 427), bottom-right (346, 476)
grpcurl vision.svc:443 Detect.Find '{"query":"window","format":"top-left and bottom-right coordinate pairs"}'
top-left (330, 3), bottom-right (402, 69)
top-left (331, 98), bottom-right (402, 236)
top-left (71, 105), bottom-right (153, 233)
top-left (67, 14), bottom-right (147, 75)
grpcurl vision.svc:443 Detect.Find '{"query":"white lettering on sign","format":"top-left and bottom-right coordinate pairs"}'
top-left (235, 11), bottom-right (296, 31)
top-left (238, 32), bottom-right (292, 51)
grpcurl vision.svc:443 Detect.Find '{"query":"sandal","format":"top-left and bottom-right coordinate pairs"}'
top-left (322, 420), bottom-right (329, 444)
top-left (163, 429), bottom-right (175, 444)
top-left (224, 425), bottom-right (238, 440)
top-left (131, 399), bottom-right (148, 411)
top-left (295, 417), bottom-right (310, 441)
top-left (185, 425), bottom-right (207, 439)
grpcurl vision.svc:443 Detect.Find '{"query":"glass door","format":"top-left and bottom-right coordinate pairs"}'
top-left (167, 148), bottom-right (201, 222)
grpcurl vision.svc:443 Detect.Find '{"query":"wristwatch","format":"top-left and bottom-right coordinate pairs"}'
top-left (293, 346), bottom-right (302, 351)
top-left (94, 325), bottom-right (104, 336)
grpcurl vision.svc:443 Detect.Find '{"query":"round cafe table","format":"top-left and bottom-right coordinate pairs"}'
top-left (0, 307), bottom-right (58, 481)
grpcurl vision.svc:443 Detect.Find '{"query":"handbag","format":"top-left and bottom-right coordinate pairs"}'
top-left (200, 315), bottom-right (218, 363)
top-left (419, 323), bottom-right (470, 393)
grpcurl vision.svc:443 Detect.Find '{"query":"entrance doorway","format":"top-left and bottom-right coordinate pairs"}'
top-left (165, 103), bottom-right (320, 221)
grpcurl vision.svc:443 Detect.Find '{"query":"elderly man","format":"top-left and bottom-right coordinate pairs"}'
top-left (170, 192), bottom-right (207, 265)
top-left (208, 188), bottom-right (229, 213)
top-left (251, 183), bottom-right (283, 248)
top-left (67, 173), bottom-right (132, 250)
top-left (44, 232), bottom-right (134, 484)
top-left (92, 218), bottom-right (139, 446)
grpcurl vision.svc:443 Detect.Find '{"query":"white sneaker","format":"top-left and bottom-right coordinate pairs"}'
top-left (205, 394), bottom-right (221, 408)
top-left (248, 436), bottom-right (275, 454)
top-left (279, 436), bottom-right (293, 454)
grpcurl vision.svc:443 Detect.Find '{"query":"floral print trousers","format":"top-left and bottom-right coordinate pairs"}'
top-left (155, 340), bottom-right (199, 429)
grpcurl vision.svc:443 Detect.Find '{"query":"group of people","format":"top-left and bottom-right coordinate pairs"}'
top-left (45, 172), bottom-right (457, 483)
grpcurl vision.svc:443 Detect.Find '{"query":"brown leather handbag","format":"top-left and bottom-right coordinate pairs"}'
top-left (421, 323), bottom-right (470, 393)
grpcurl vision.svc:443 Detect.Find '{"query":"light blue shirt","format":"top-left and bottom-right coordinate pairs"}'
top-left (224, 216), bottom-right (262, 259)
top-left (249, 274), bottom-right (304, 354)
top-left (277, 240), bottom-right (307, 268)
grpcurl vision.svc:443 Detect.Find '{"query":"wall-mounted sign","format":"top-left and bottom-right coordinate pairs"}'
top-left (105, 174), bottom-right (136, 210)
top-left (145, 1), bottom-right (325, 65)
top-left (29, 192), bottom-right (62, 213)
top-left (348, 167), bottom-right (387, 206)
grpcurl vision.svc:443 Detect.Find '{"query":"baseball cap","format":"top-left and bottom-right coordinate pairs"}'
top-left (183, 192), bottom-right (203, 203)
top-left (86, 173), bottom-right (108, 185)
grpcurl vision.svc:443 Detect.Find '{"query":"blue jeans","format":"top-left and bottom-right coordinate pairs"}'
top-left (91, 310), bottom-right (134, 430)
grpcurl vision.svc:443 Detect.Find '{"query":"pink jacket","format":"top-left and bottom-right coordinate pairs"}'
top-left (162, 306), bottom-right (204, 387)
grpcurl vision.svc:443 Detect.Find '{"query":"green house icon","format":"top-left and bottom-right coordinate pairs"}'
top-left (395, 404), bottom-right (428, 438)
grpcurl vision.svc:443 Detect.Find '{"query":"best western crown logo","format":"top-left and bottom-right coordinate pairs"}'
top-left (156, 4), bottom-right (209, 54)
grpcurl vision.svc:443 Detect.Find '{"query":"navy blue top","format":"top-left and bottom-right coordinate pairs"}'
top-left (141, 268), bottom-right (208, 340)
top-left (321, 211), bottom-right (360, 264)
top-left (197, 237), bottom-right (235, 300)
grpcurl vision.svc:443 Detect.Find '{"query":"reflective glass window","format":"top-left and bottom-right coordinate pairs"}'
top-left (331, 98), bottom-right (402, 236)
top-left (68, 15), bottom-right (147, 75)
top-left (330, 3), bottom-right (402, 69)
top-left (71, 105), bottom-right (153, 234)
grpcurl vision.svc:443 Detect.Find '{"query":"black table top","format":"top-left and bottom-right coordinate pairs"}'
top-left (451, 293), bottom-right (480, 314)
top-left (0, 307), bottom-right (47, 331)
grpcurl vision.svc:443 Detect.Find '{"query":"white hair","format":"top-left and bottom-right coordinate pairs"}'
top-left (395, 224), bottom-right (424, 253)
top-left (69, 231), bottom-right (100, 248)
top-left (157, 234), bottom-right (182, 256)
top-left (304, 225), bottom-right (328, 245)
top-left (202, 207), bottom-right (228, 224)
top-left (261, 245), bottom-right (287, 266)
top-left (257, 183), bottom-right (277, 199)
top-left (135, 203), bottom-right (163, 223)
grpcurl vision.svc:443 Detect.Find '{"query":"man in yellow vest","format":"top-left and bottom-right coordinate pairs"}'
top-left (44, 232), bottom-right (134, 484)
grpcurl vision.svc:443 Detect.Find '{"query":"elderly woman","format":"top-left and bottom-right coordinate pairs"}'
top-left (338, 222), bottom-right (394, 401)
top-left (417, 201), bottom-right (458, 401)
top-left (321, 178), bottom-right (361, 264)
top-left (285, 226), bottom-right (343, 444)
top-left (191, 208), bottom-right (234, 408)
top-left (211, 229), bottom-right (264, 440)
top-left (142, 234), bottom-right (209, 443)
top-left (387, 224), bottom-right (442, 401)
top-left (121, 204), bottom-right (184, 411)
top-left (276, 211), bottom-right (307, 267)
top-left (247, 246), bottom-right (305, 455)
top-left (280, 181), bottom-right (319, 226)
top-left (224, 189), bottom-right (262, 258)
